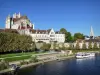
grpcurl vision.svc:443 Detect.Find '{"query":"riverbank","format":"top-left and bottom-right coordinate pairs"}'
top-left (20, 55), bottom-right (74, 69)
top-left (0, 55), bottom-right (74, 74)
top-left (17, 53), bottom-right (100, 75)
top-left (0, 50), bottom-right (100, 74)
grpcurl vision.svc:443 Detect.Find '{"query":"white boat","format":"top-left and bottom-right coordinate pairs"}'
top-left (76, 52), bottom-right (95, 59)
top-left (86, 52), bottom-right (95, 57)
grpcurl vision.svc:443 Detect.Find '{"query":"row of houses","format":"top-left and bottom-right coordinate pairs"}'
top-left (57, 39), bottom-right (100, 49)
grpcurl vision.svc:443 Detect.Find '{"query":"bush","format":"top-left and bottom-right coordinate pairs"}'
top-left (93, 43), bottom-right (98, 49)
top-left (31, 55), bottom-right (38, 62)
top-left (75, 43), bottom-right (80, 50)
top-left (82, 43), bottom-right (87, 50)
top-left (20, 60), bottom-right (29, 65)
top-left (40, 43), bottom-right (51, 50)
top-left (0, 59), bottom-right (9, 70)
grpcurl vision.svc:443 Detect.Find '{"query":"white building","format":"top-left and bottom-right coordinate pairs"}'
top-left (18, 28), bottom-right (65, 43)
top-left (5, 13), bottom-right (65, 43)
top-left (25, 28), bottom-right (65, 43)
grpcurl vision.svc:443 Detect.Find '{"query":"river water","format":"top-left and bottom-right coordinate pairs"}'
top-left (17, 53), bottom-right (100, 75)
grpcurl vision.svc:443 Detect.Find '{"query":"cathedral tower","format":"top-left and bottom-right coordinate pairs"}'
top-left (5, 15), bottom-right (11, 29)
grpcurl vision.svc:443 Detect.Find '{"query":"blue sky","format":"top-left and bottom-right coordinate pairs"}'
top-left (0, 0), bottom-right (100, 36)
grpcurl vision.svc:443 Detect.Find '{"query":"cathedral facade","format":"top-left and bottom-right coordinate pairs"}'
top-left (5, 12), bottom-right (34, 29)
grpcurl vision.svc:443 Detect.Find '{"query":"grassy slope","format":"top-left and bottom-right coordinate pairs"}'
top-left (0, 49), bottom-right (100, 62)
top-left (4, 56), bottom-right (31, 62)
top-left (0, 52), bottom-right (36, 58)
top-left (0, 52), bottom-right (49, 62)
top-left (0, 52), bottom-right (38, 62)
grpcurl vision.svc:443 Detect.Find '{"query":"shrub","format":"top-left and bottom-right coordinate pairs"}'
top-left (31, 55), bottom-right (38, 62)
top-left (0, 59), bottom-right (9, 70)
top-left (20, 60), bottom-right (28, 65)
top-left (82, 43), bottom-right (87, 50)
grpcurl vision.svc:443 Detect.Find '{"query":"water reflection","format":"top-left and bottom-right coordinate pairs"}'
top-left (76, 57), bottom-right (95, 63)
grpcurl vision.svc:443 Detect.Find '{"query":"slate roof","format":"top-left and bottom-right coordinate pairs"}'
top-left (30, 29), bottom-right (50, 34)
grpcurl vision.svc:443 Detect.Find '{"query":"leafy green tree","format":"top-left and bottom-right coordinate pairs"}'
top-left (58, 43), bottom-right (66, 50)
top-left (98, 44), bottom-right (100, 50)
top-left (60, 28), bottom-right (67, 34)
top-left (55, 43), bottom-right (59, 50)
top-left (41, 43), bottom-right (51, 51)
top-left (0, 32), bottom-right (34, 53)
top-left (53, 43), bottom-right (57, 50)
top-left (88, 42), bottom-right (92, 49)
top-left (60, 28), bottom-right (75, 42)
top-left (74, 33), bottom-right (84, 41)
top-left (68, 43), bottom-right (74, 50)
top-left (93, 43), bottom-right (98, 49)
top-left (75, 43), bottom-right (80, 50)
top-left (30, 42), bottom-right (36, 51)
top-left (60, 28), bottom-right (67, 42)
top-left (62, 44), bottom-right (66, 50)
top-left (82, 43), bottom-right (87, 50)
top-left (66, 32), bottom-right (74, 42)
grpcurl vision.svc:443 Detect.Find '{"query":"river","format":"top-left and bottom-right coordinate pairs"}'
top-left (16, 53), bottom-right (100, 75)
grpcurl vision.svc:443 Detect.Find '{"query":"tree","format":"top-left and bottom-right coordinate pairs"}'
top-left (82, 43), bottom-right (87, 50)
top-left (55, 43), bottom-right (59, 50)
top-left (60, 28), bottom-right (67, 42)
top-left (93, 43), bottom-right (98, 49)
top-left (98, 44), bottom-right (100, 50)
top-left (60, 28), bottom-right (67, 34)
top-left (88, 42), bottom-right (92, 49)
top-left (74, 33), bottom-right (84, 41)
top-left (60, 28), bottom-right (75, 42)
top-left (40, 43), bottom-right (51, 51)
top-left (0, 32), bottom-right (34, 53)
top-left (58, 43), bottom-right (66, 50)
top-left (30, 42), bottom-right (36, 51)
top-left (66, 32), bottom-right (74, 42)
top-left (53, 43), bottom-right (57, 50)
top-left (68, 43), bottom-right (74, 50)
top-left (75, 43), bottom-right (80, 50)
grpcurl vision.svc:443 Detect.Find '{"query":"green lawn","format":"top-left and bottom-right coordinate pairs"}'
top-left (0, 52), bottom-right (47, 62)
top-left (0, 52), bottom-right (37, 62)
top-left (0, 52), bottom-right (37, 58)
top-left (4, 55), bottom-right (31, 62)
top-left (1, 49), bottom-right (99, 62)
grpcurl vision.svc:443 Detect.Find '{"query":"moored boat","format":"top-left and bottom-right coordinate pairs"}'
top-left (76, 52), bottom-right (95, 59)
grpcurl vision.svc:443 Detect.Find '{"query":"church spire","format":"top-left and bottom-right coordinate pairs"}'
top-left (90, 26), bottom-right (94, 39)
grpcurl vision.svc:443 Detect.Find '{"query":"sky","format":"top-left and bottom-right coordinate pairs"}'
top-left (0, 0), bottom-right (100, 36)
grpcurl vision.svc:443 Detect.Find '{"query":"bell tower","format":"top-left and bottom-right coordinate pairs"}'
top-left (5, 15), bottom-right (11, 29)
